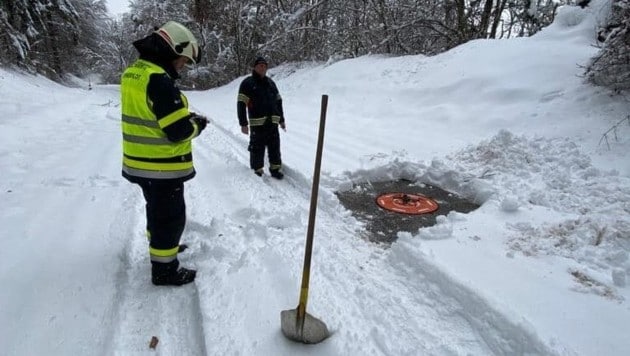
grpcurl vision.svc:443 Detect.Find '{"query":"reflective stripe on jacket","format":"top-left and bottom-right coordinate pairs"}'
top-left (121, 59), bottom-right (196, 180)
top-left (237, 72), bottom-right (284, 127)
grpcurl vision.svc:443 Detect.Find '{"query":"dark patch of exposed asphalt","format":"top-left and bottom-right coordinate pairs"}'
top-left (335, 179), bottom-right (479, 243)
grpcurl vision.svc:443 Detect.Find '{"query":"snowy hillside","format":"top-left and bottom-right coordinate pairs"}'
top-left (1, 2), bottom-right (629, 355)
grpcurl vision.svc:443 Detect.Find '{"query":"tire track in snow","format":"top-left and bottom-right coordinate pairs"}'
top-left (2, 85), bottom-right (152, 355)
top-left (388, 247), bottom-right (553, 355)
top-left (33, 85), bottom-right (209, 355)
top-left (106, 193), bottom-right (208, 355)
top-left (189, 123), bottom-right (324, 354)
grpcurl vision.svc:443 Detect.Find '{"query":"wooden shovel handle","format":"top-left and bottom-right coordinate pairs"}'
top-left (297, 94), bottom-right (329, 322)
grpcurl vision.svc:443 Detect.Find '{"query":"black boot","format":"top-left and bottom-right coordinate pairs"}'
top-left (270, 169), bottom-right (284, 180)
top-left (152, 260), bottom-right (196, 286)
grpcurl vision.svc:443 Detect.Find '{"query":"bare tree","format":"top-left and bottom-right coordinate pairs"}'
top-left (1, 0), bottom-right (578, 87)
top-left (0, 1), bottom-right (31, 66)
top-left (72, 0), bottom-right (120, 83)
top-left (586, 0), bottom-right (630, 92)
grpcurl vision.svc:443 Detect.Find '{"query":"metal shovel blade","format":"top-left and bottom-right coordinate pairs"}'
top-left (281, 309), bottom-right (330, 344)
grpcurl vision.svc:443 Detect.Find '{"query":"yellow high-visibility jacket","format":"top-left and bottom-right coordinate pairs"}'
top-left (120, 59), bottom-right (200, 182)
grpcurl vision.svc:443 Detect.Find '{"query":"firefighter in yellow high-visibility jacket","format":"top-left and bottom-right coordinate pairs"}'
top-left (121, 21), bottom-right (207, 286)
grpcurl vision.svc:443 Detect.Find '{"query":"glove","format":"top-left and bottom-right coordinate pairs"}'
top-left (190, 113), bottom-right (208, 133)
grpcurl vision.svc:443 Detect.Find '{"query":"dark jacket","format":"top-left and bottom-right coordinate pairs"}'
top-left (237, 71), bottom-right (284, 128)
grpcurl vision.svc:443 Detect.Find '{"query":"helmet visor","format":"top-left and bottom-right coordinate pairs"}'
top-left (181, 41), bottom-right (200, 64)
top-left (191, 42), bottom-right (201, 64)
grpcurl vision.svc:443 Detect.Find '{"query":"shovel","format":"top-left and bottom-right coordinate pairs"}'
top-left (280, 95), bottom-right (330, 344)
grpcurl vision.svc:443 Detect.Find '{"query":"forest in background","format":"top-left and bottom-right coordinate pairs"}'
top-left (0, 0), bottom-right (628, 92)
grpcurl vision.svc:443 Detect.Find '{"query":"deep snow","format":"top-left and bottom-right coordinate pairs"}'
top-left (1, 2), bottom-right (629, 355)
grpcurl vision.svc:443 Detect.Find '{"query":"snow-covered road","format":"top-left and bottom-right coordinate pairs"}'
top-left (0, 82), bottom-right (550, 355)
top-left (61, 86), bottom-right (550, 355)
top-left (3, 7), bottom-right (630, 353)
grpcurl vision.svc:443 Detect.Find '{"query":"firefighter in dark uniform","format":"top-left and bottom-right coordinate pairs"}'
top-left (237, 56), bottom-right (286, 179)
top-left (120, 21), bottom-right (208, 286)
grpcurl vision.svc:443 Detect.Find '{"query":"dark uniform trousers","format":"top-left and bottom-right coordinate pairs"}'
top-left (138, 180), bottom-right (186, 253)
top-left (249, 124), bottom-right (281, 170)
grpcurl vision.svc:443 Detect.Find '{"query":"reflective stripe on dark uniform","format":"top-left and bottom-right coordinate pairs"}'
top-left (237, 71), bottom-right (285, 171)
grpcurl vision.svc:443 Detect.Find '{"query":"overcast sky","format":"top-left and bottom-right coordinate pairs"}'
top-left (106, 0), bottom-right (129, 15)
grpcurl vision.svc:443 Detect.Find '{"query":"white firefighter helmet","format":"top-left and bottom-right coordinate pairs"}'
top-left (154, 21), bottom-right (200, 64)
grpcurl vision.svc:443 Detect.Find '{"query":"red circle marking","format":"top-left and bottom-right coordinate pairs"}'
top-left (376, 193), bottom-right (439, 215)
